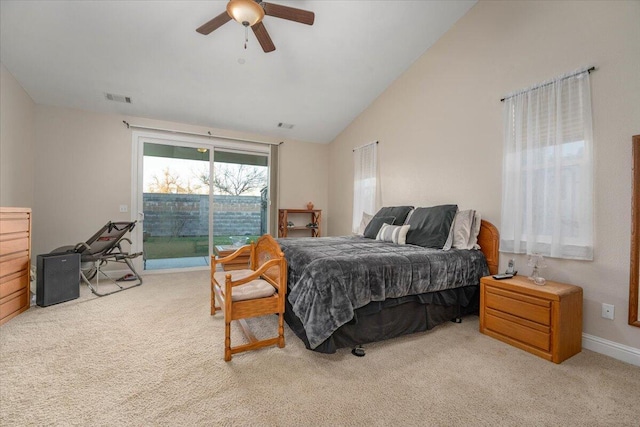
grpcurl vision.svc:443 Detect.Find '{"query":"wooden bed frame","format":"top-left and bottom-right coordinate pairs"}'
top-left (477, 219), bottom-right (500, 275)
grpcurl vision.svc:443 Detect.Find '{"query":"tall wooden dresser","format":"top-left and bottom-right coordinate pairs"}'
top-left (0, 207), bottom-right (32, 325)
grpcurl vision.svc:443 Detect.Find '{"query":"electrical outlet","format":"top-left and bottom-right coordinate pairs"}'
top-left (602, 303), bottom-right (614, 320)
top-left (119, 205), bottom-right (128, 213)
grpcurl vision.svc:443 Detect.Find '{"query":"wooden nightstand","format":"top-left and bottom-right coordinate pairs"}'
top-left (214, 245), bottom-right (250, 271)
top-left (479, 275), bottom-right (583, 363)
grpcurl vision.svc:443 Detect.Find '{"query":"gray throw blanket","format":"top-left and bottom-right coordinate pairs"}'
top-left (278, 236), bottom-right (489, 349)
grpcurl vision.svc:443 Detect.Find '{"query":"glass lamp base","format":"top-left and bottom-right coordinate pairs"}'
top-left (528, 266), bottom-right (546, 285)
top-left (533, 277), bottom-right (546, 285)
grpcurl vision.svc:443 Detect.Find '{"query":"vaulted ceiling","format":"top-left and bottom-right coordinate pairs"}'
top-left (0, 1), bottom-right (476, 143)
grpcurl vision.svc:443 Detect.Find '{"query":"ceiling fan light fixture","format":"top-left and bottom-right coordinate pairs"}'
top-left (227, 0), bottom-right (264, 27)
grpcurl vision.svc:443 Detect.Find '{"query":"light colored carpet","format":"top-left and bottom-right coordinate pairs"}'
top-left (1, 270), bottom-right (638, 426)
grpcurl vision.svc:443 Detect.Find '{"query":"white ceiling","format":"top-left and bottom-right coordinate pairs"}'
top-left (0, 0), bottom-right (476, 144)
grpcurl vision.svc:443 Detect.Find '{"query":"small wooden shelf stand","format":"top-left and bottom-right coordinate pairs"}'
top-left (278, 209), bottom-right (321, 238)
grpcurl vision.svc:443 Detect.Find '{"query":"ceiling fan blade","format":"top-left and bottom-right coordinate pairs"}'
top-left (252, 22), bottom-right (276, 53)
top-left (262, 2), bottom-right (315, 25)
top-left (196, 11), bottom-right (232, 35)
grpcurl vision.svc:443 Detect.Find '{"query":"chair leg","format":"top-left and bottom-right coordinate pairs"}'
top-left (278, 313), bottom-right (285, 348)
top-left (211, 288), bottom-right (221, 315)
top-left (80, 269), bottom-right (98, 295)
top-left (224, 321), bottom-right (232, 362)
top-left (211, 287), bottom-right (216, 315)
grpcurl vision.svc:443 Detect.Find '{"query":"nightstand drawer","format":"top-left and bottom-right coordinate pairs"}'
top-left (485, 311), bottom-right (550, 351)
top-left (485, 286), bottom-right (551, 325)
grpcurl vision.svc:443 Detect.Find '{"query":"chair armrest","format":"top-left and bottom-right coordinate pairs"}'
top-left (73, 242), bottom-right (91, 253)
top-left (215, 244), bottom-right (252, 265)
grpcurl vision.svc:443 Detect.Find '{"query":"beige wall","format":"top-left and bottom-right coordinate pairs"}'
top-left (1, 61), bottom-right (329, 266)
top-left (32, 105), bottom-right (328, 260)
top-left (0, 63), bottom-right (35, 208)
top-left (278, 136), bottom-right (329, 222)
top-left (329, 1), bottom-right (640, 348)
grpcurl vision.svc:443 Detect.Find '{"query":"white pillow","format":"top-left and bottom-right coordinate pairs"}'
top-left (468, 211), bottom-right (482, 249)
top-left (443, 209), bottom-right (475, 250)
top-left (357, 212), bottom-right (374, 235)
top-left (376, 223), bottom-right (410, 245)
top-left (453, 210), bottom-right (475, 249)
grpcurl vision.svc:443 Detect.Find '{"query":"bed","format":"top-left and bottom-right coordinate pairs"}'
top-left (278, 212), bottom-right (499, 354)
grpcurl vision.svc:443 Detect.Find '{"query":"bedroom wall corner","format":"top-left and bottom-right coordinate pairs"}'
top-left (0, 63), bottom-right (35, 208)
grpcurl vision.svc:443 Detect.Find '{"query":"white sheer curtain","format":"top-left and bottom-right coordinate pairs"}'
top-left (352, 142), bottom-right (378, 233)
top-left (500, 68), bottom-right (594, 260)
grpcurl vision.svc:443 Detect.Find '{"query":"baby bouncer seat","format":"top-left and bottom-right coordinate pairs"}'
top-left (53, 221), bottom-right (143, 296)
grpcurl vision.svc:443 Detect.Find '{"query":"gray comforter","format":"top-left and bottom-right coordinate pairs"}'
top-left (278, 236), bottom-right (489, 349)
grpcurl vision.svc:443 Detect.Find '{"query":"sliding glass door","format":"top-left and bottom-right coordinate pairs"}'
top-left (141, 142), bottom-right (212, 270)
top-left (211, 149), bottom-right (269, 251)
top-left (132, 133), bottom-right (273, 272)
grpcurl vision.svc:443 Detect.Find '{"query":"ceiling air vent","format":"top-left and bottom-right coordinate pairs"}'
top-left (277, 122), bottom-right (294, 129)
top-left (105, 93), bottom-right (132, 104)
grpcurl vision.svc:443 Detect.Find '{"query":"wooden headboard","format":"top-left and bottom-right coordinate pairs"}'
top-left (478, 220), bottom-right (500, 275)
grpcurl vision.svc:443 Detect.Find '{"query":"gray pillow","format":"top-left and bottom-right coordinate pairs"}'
top-left (363, 216), bottom-right (396, 239)
top-left (372, 206), bottom-right (414, 225)
top-left (405, 204), bottom-right (458, 248)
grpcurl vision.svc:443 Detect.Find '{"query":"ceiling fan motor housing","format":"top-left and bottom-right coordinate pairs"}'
top-left (227, 0), bottom-right (265, 27)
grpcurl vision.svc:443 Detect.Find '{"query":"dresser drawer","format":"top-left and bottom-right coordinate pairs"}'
top-left (0, 288), bottom-right (28, 321)
top-left (485, 311), bottom-right (551, 351)
top-left (0, 217), bottom-right (30, 234)
top-left (0, 235), bottom-right (29, 256)
top-left (485, 286), bottom-right (551, 325)
top-left (0, 253), bottom-right (30, 278)
top-left (0, 272), bottom-right (28, 299)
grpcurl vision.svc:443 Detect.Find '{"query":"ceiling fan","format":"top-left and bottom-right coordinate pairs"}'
top-left (196, 0), bottom-right (315, 53)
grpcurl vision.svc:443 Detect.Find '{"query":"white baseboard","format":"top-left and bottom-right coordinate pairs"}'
top-left (582, 333), bottom-right (640, 367)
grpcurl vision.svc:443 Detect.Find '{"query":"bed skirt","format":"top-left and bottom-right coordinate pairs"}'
top-left (284, 285), bottom-right (480, 354)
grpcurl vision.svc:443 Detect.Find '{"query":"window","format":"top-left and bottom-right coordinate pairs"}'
top-left (500, 69), bottom-right (594, 260)
top-left (352, 142), bottom-right (378, 233)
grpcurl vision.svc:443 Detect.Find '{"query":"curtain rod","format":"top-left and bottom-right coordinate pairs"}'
top-left (353, 140), bottom-right (379, 152)
top-left (500, 66), bottom-right (595, 102)
top-left (122, 121), bottom-right (282, 146)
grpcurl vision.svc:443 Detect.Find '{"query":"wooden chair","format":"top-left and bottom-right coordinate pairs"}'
top-left (210, 234), bottom-right (287, 361)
